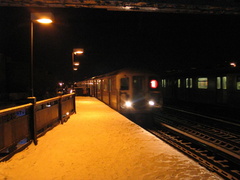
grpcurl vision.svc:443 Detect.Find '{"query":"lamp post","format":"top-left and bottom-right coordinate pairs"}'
top-left (71, 48), bottom-right (84, 87)
top-left (72, 48), bottom-right (84, 71)
top-left (30, 12), bottom-right (53, 97)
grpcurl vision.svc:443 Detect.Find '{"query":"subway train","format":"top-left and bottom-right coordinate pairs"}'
top-left (160, 67), bottom-right (240, 110)
top-left (75, 68), bottom-right (163, 114)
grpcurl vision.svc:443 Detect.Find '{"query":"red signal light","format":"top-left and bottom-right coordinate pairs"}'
top-left (150, 79), bottom-right (158, 89)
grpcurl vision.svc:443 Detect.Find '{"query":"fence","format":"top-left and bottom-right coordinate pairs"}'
top-left (0, 93), bottom-right (76, 161)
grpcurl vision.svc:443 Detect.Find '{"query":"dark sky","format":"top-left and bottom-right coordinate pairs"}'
top-left (1, 7), bottom-right (240, 82)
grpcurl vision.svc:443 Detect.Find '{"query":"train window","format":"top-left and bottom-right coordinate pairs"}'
top-left (222, 76), bottom-right (227, 90)
top-left (178, 79), bottom-right (181, 88)
top-left (162, 79), bottom-right (166, 88)
top-left (237, 77), bottom-right (240, 90)
top-left (198, 77), bottom-right (208, 89)
top-left (217, 77), bottom-right (221, 89)
top-left (120, 78), bottom-right (129, 90)
top-left (103, 79), bottom-right (108, 91)
top-left (111, 77), bottom-right (116, 91)
top-left (133, 76), bottom-right (144, 90)
top-left (186, 78), bottom-right (192, 88)
top-left (97, 80), bottom-right (101, 90)
top-left (108, 79), bottom-right (112, 92)
top-left (217, 76), bottom-right (227, 90)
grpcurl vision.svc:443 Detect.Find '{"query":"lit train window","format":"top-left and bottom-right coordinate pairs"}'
top-left (217, 76), bottom-right (227, 90)
top-left (150, 79), bottom-right (158, 89)
top-left (222, 76), bottom-right (227, 90)
top-left (237, 77), bottom-right (240, 90)
top-left (186, 78), bottom-right (192, 88)
top-left (217, 77), bottom-right (221, 89)
top-left (198, 77), bottom-right (208, 89)
top-left (103, 79), bottom-right (108, 91)
top-left (177, 79), bottom-right (181, 88)
top-left (162, 79), bottom-right (166, 88)
top-left (97, 80), bottom-right (101, 90)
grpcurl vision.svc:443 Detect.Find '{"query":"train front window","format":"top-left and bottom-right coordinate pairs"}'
top-left (120, 78), bottom-right (129, 90)
top-left (133, 76), bottom-right (144, 91)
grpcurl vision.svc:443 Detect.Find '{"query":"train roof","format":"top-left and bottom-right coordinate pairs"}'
top-left (88, 67), bottom-right (158, 80)
top-left (161, 67), bottom-right (240, 77)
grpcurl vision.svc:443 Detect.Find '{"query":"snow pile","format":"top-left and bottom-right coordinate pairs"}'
top-left (0, 97), bottom-right (221, 180)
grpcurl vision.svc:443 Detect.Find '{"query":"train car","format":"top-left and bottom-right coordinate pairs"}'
top-left (76, 68), bottom-right (163, 114)
top-left (160, 67), bottom-right (240, 109)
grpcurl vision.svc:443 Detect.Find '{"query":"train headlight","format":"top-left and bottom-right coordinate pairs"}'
top-left (125, 101), bottom-right (132, 108)
top-left (148, 100), bottom-right (155, 106)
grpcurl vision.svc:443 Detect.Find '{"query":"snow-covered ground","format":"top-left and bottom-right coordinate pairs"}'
top-left (0, 97), bottom-right (222, 180)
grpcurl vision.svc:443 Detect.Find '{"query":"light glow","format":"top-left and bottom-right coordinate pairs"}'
top-left (74, 50), bottom-right (84, 55)
top-left (148, 100), bottom-right (155, 106)
top-left (125, 101), bottom-right (132, 108)
top-left (36, 18), bottom-right (53, 24)
top-left (150, 80), bottom-right (158, 89)
top-left (230, 62), bottom-right (236, 67)
top-left (73, 62), bottom-right (80, 66)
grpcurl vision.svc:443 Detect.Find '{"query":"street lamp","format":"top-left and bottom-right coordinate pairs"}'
top-left (72, 48), bottom-right (84, 71)
top-left (30, 12), bottom-right (54, 97)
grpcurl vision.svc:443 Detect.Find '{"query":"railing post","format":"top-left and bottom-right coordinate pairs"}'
top-left (73, 93), bottom-right (76, 114)
top-left (58, 96), bottom-right (63, 124)
top-left (27, 97), bottom-right (37, 145)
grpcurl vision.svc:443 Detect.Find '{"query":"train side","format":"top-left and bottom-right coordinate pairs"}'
top-left (76, 68), bottom-right (162, 114)
top-left (160, 67), bottom-right (240, 108)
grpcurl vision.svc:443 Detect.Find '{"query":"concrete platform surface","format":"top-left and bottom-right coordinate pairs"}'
top-left (0, 97), bottom-right (222, 180)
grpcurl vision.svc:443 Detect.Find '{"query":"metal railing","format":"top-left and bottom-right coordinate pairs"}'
top-left (0, 93), bottom-right (76, 161)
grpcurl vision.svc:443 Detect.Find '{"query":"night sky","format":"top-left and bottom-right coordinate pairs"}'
top-left (1, 6), bottom-right (240, 82)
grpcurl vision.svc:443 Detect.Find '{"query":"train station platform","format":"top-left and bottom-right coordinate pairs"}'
top-left (0, 97), bottom-right (221, 180)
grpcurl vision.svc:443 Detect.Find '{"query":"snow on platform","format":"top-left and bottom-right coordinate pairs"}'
top-left (0, 97), bottom-right (222, 180)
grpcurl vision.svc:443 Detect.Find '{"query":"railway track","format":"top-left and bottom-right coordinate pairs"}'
top-left (145, 107), bottom-right (240, 180)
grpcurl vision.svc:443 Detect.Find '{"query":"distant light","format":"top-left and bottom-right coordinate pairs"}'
top-left (36, 18), bottom-right (52, 24)
top-left (74, 51), bottom-right (83, 55)
top-left (148, 100), bottom-right (155, 106)
top-left (66, 112), bottom-right (69, 116)
top-left (73, 62), bottom-right (80, 66)
top-left (73, 67), bottom-right (78, 71)
top-left (230, 62), bottom-right (237, 67)
top-left (31, 12), bottom-right (54, 23)
top-left (73, 48), bottom-right (84, 55)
